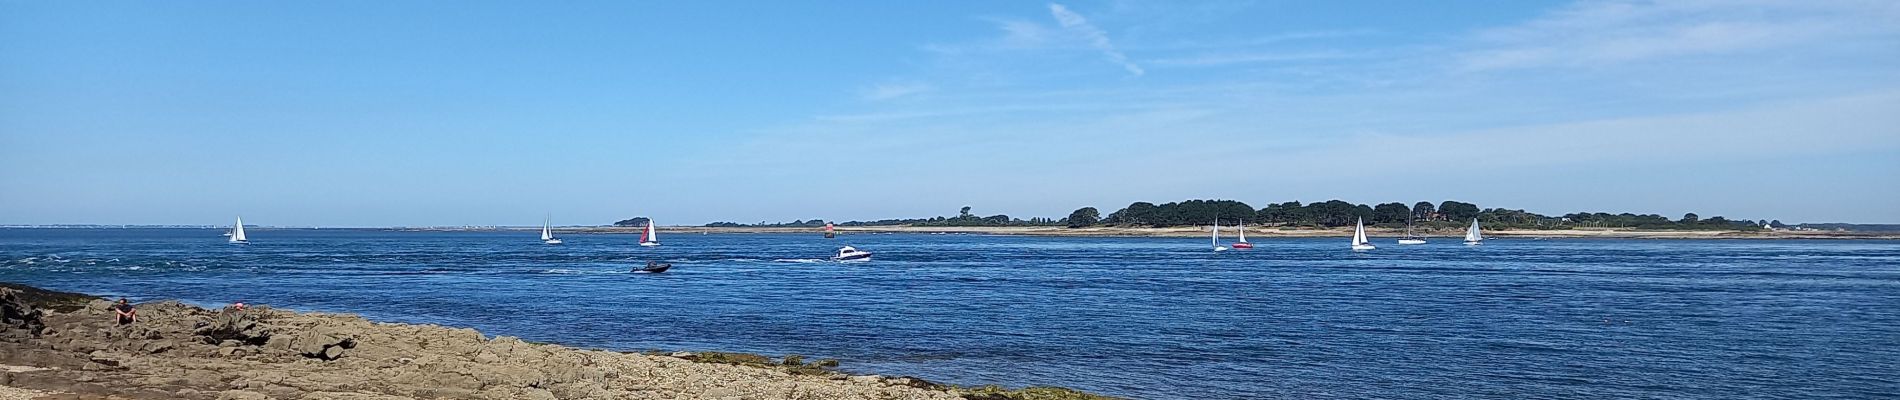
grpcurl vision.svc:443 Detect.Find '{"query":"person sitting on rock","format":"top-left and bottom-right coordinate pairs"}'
top-left (111, 298), bottom-right (137, 325)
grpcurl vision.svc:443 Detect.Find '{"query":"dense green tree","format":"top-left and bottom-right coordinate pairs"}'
top-left (1305, 200), bottom-right (1358, 226)
top-left (1373, 203), bottom-right (1411, 224)
top-left (959, 206), bottom-right (973, 218)
top-left (1439, 201), bottom-right (1480, 222)
top-left (612, 217), bottom-right (650, 227)
top-left (1479, 208), bottom-right (1545, 226)
top-left (1256, 201), bottom-right (1302, 225)
top-left (1103, 200), bottom-right (1253, 226)
top-left (1680, 213), bottom-right (1699, 224)
top-left (1412, 201), bottom-right (1436, 221)
top-left (1066, 207), bottom-right (1100, 228)
top-left (1104, 202), bottom-right (1159, 225)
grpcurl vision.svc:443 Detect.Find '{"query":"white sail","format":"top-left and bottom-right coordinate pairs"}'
top-left (541, 218), bottom-right (555, 241)
top-left (230, 216), bottom-right (248, 243)
top-left (1211, 220), bottom-right (1227, 251)
top-left (1238, 220), bottom-right (1247, 242)
top-left (1465, 218), bottom-right (1483, 243)
top-left (640, 220), bottom-right (659, 245)
top-left (1352, 218), bottom-right (1368, 246)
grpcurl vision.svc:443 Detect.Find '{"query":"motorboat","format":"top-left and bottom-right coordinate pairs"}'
top-left (635, 261), bottom-right (671, 273)
top-left (833, 246), bottom-right (872, 262)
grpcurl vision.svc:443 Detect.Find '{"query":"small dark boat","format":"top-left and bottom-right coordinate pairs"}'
top-left (635, 261), bottom-right (672, 273)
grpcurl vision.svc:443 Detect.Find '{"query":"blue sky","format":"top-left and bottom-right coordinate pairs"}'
top-left (3, 0), bottom-right (1898, 227)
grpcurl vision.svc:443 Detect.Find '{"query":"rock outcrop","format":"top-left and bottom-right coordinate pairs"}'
top-left (0, 288), bottom-right (46, 340)
top-left (0, 285), bottom-right (968, 400)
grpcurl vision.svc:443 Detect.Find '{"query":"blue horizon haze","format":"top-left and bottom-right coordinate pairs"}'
top-left (4, 1), bottom-right (1899, 227)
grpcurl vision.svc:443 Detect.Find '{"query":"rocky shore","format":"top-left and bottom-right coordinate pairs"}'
top-left (0, 284), bottom-right (1107, 400)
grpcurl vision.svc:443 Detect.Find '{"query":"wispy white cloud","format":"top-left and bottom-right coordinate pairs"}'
top-left (860, 82), bottom-right (934, 101)
top-left (1260, 91), bottom-right (1900, 176)
top-left (734, 1), bottom-right (1900, 221)
top-left (1458, 0), bottom-right (1900, 70)
top-left (1145, 50), bottom-right (1368, 67)
top-left (1048, 3), bottom-right (1144, 76)
top-left (1131, 29), bottom-right (1381, 52)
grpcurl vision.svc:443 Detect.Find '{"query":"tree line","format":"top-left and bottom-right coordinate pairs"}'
top-left (1071, 199), bottom-right (1767, 230)
top-left (702, 206), bottom-right (1066, 228)
top-left (683, 199), bottom-right (1772, 231)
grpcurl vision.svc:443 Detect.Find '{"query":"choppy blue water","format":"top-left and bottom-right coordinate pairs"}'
top-left (3, 228), bottom-right (1897, 399)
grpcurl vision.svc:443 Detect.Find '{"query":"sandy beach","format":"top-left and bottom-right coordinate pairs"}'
top-left (0, 285), bottom-right (1104, 400)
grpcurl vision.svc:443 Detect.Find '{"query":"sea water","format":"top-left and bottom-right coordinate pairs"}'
top-left (2, 228), bottom-right (1896, 399)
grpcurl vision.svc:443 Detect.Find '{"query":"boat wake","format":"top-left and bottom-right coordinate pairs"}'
top-left (772, 258), bottom-right (827, 263)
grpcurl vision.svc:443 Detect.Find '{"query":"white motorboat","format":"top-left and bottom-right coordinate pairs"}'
top-left (833, 246), bottom-right (872, 262)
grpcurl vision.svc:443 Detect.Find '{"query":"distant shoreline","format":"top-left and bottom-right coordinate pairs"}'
top-left (8, 225), bottom-right (1888, 239)
top-left (407, 225), bottom-right (1899, 240)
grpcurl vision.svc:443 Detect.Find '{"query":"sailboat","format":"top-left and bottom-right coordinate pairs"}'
top-left (1231, 219), bottom-right (1254, 249)
top-left (541, 216), bottom-right (562, 245)
top-left (639, 220), bottom-right (660, 247)
top-left (824, 222), bottom-right (836, 239)
top-left (1398, 221), bottom-right (1426, 245)
top-left (1211, 220), bottom-right (1229, 252)
top-left (1464, 218), bottom-right (1484, 245)
top-left (229, 216), bottom-right (249, 245)
top-left (1350, 217), bottom-right (1375, 251)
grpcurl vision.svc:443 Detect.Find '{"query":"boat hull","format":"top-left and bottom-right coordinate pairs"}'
top-left (834, 254), bottom-right (871, 262)
top-left (1464, 241), bottom-right (1482, 246)
top-left (1231, 242), bottom-right (1254, 249)
top-left (544, 239), bottom-right (563, 245)
top-left (1351, 244), bottom-right (1376, 251)
top-left (1397, 239), bottom-right (1426, 245)
top-left (639, 242), bottom-right (660, 247)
